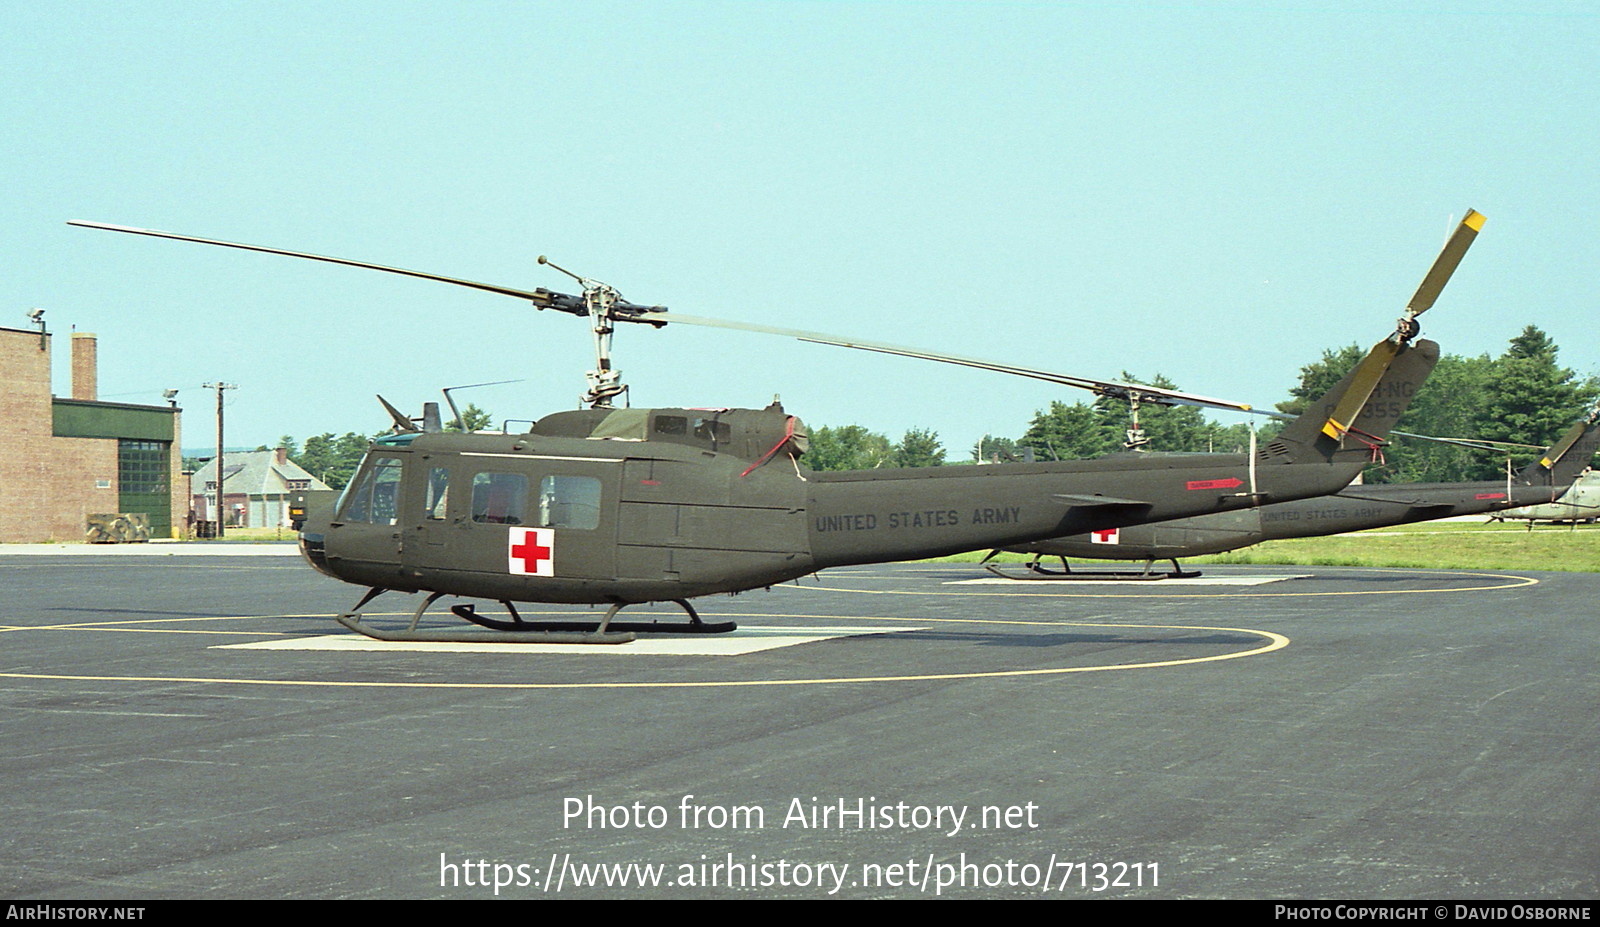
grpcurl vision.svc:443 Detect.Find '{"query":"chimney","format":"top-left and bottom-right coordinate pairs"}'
top-left (71, 332), bottom-right (98, 401)
top-left (275, 447), bottom-right (288, 466)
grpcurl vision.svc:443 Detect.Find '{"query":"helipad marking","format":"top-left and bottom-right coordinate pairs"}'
top-left (949, 574), bottom-right (1310, 586)
top-left (219, 624), bottom-right (916, 656)
top-left (0, 613), bottom-right (1288, 689)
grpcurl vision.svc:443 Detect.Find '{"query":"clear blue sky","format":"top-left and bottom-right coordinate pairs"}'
top-left (5, 1), bottom-right (1597, 457)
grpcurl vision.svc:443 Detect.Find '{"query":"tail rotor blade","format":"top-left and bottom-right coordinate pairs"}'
top-left (1319, 339), bottom-right (1401, 440)
top-left (1323, 208), bottom-right (1485, 439)
top-left (1407, 209), bottom-right (1485, 317)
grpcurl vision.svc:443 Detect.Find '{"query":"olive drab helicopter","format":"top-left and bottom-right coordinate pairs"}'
top-left (987, 398), bottom-right (1600, 579)
top-left (71, 217), bottom-right (1446, 643)
top-left (805, 209), bottom-right (1514, 579)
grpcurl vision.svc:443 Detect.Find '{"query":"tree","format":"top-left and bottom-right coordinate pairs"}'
top-left (1096, 372), bottom-right (1212, 452)
top-left (803, 424), bottom-right (894, 471)
top-left (1506, 325), bottom-right (1558, 362)
top-left (1197, 420), bottom-right (1272, 455)
top-left (893, 427), bottom-right (945, 468)
top-left (1018, 400), bottom-right (1117, 460)
top-left (1275, 344), bottom-right (1367, 418)
top-left (294, 432), bottom-right (374, 489)
top-left (1473, 326), bottom-right (1596, 476)
top-left (1271, 326), bottom-right (1596, 484)
top-left (445, 403), bottom-right (494, 432)
top-left (972, 435), bottom-right (1025, 463)
top-left (1380, 353), bottom-right (1494, 483)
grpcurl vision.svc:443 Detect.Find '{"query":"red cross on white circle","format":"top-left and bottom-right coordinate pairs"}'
top-left (508, 527), bottom-right (555, 576)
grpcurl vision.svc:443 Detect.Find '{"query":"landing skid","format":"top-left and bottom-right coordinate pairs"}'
top-left (980, 552), bottom-right (1200, 581)
top-left (330, 588), bottom-right (733, 644)
top-left (451, 599), bottom-right (736, 636)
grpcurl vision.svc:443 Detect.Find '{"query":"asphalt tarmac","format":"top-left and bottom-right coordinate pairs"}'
top-left (2, 546), bottom-right (1595, 900)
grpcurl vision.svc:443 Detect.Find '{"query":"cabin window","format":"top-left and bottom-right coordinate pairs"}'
top-left (470, 472), bottom-right (528, 525)
top-left (653, 415), bottom-right (687, 436)
top-left (341, 456), bottom-right (403, 525)
top-left (692, 417), bottom-right (730, 448)
top-left (425, 467), bottom-right (450, 520)
top-left (538, 475), bottom-right (601, 530)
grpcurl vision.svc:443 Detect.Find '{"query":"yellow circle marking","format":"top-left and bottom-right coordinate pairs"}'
top-left (799, 567), bottom-right (1539, 598)
top-left (0, 568), bottom-right (1533, 689)
top-left (0, 613), bottom-right (1287, 690)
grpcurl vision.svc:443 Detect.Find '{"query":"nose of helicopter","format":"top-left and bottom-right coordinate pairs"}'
top-left (297, 531), bottom-right (339, 579)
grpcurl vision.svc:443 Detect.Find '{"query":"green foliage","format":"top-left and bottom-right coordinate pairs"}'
top-left (445, 402), bottom-right (494, 432)
top-left (1274, 326), bottom-right (1597, 484)
top-left (1098, 372), bottom-right (1212, 451)
top-left (804, 424), bottom-right (894, 471)
top-left (1472, 326), bottom-right (1597, 476)
top-left (1203, 521), bottom-right (1600, 573)
top-left (1018, 400), bottom-right (1115, 460)
top-left (1275, 344), bottom-right (1367, 418)
top-left (972, 435), bottom-right (1025, 463)
top-left (893, 427), bottom-right (945, 468)
top-left (1380, 353), bottom-right (1494, 483)
top-left (293, 432), bottom-right (375, 489)
top-left (1018, 373), bottom-right (1221, 459)
top-left (1196, 420), bottom-right (1275, 454)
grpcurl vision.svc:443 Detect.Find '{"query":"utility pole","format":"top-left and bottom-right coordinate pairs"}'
top-left (202, 382), bottom-right (237, 538)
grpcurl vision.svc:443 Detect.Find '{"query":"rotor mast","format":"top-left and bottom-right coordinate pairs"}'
top-left (538, 255), bottom-right (628, 408)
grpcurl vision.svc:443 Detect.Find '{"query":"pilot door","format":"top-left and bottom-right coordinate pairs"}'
top-left (325, 450), bottom-right (410, 587)
top-left (402, 454), bottom-right (620, 583)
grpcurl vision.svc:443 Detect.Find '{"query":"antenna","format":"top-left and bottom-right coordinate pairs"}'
top-left (441, 378), bottom-right (524, 431)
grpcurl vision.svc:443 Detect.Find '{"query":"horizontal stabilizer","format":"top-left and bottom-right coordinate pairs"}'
top-left (1051, 493), bottom-right (1152, 510)
top-left (1405, 502), bottom-right (1460, 514)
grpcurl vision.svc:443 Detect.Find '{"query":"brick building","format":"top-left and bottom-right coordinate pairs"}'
top-left (0, 324), bottom-right (184, 542)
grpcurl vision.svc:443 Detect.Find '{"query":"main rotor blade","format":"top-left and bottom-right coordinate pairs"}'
top-left (1407, 209), bottom-right (1485, 316)
top-left (635, 311), bottom-right (1258, 413)
top-left (68, 220), bottom-right (587, 314)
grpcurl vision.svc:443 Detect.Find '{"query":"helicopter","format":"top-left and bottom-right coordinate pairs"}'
top-left (71, 217), bottom-right (1443, 643)
top-left (984, 399), bottom-right (1600, 579)
top-left (1490, 468), bottom-right (1600, 525)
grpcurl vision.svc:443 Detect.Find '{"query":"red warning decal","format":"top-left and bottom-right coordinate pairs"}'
top-left (1185, 477), bottom-right (1244, 491)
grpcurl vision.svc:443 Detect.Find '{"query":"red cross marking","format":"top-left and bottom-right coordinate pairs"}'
top-left (508, 528), bottom-right (554, 576)
top-left (1091, 528), bottom-right (1119, 544)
